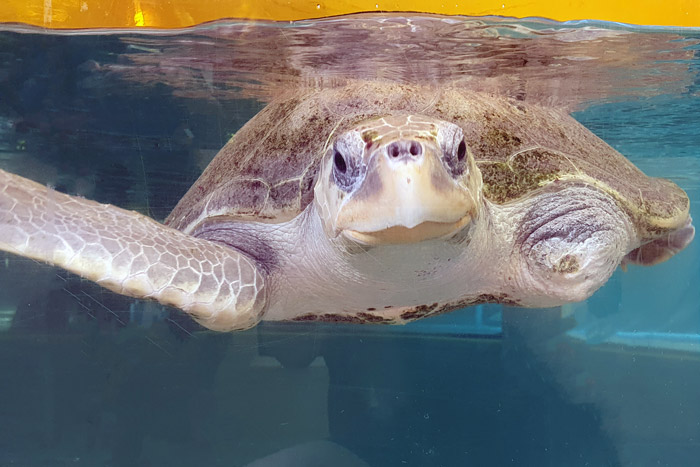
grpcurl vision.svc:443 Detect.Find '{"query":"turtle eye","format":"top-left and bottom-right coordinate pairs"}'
top-left (443, 137), bottom-right (468, 178)
top-left (457, 140), bottom-right (467, 161)
top-left (334, 150), bottom-right (347, 173)
top-left (331, 145), bottom-right (364, 192)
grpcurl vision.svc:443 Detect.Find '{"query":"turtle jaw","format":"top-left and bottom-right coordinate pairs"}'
top-left (343, 215), bottom-right (474, 245)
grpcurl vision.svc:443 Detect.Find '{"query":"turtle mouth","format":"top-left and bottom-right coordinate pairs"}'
top-left (343, 214), bottom-right (473, 245)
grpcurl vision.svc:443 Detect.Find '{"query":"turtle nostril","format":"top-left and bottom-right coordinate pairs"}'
top-left (388, 141), bottom-right (422, 159)
top-left (389, 143), bottom-right (400, 158)
top-left (409, 141), bottom-right (422, 156)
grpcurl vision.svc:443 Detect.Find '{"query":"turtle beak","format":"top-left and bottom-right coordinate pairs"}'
top-left (336, 139), bottom-right (477, 245)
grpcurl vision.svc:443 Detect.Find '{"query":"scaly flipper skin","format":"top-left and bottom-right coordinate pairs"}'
top-left (0, 169), bottom-right (266, 331)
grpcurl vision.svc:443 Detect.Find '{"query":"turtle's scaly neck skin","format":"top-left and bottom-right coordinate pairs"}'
top-left (193, 181), bottom-right (638, 324)
top-left (265, 201), bottom-right (499, 322)
top-left (209, 201), bottom-right (492, 323)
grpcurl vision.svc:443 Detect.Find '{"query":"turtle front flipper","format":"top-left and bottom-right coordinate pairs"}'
top-left (0, 169), bottom-right (266, 331)
top-left (510, 184), bottom-right (637, 307)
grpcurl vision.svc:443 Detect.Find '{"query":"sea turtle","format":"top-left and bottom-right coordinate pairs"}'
top-left (0, 81), bottom-right (694, 331)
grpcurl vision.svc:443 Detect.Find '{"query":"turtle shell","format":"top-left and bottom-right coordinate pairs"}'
top-left (166, 81), bottom-right (690, 242)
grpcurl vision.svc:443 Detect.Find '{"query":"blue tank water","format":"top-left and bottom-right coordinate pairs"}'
top-left (0, 15), bottom-right (698, 466)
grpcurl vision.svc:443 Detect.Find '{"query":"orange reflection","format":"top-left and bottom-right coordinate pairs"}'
top-left (0, 0), bottom-right (698, 29)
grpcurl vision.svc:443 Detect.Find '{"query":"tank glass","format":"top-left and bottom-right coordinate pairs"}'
top-left (0, 15), bottom-right (698, 466)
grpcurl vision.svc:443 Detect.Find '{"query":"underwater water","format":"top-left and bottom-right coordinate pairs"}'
top-left (0, 13), bottom-right (699, 466)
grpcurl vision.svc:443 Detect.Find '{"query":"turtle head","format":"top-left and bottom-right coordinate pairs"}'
top-left (314, 115), bottom-right (482, 245)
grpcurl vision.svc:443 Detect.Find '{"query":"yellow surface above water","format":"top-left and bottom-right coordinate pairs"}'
top-left (0, 0), bottom-right (699, 29)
